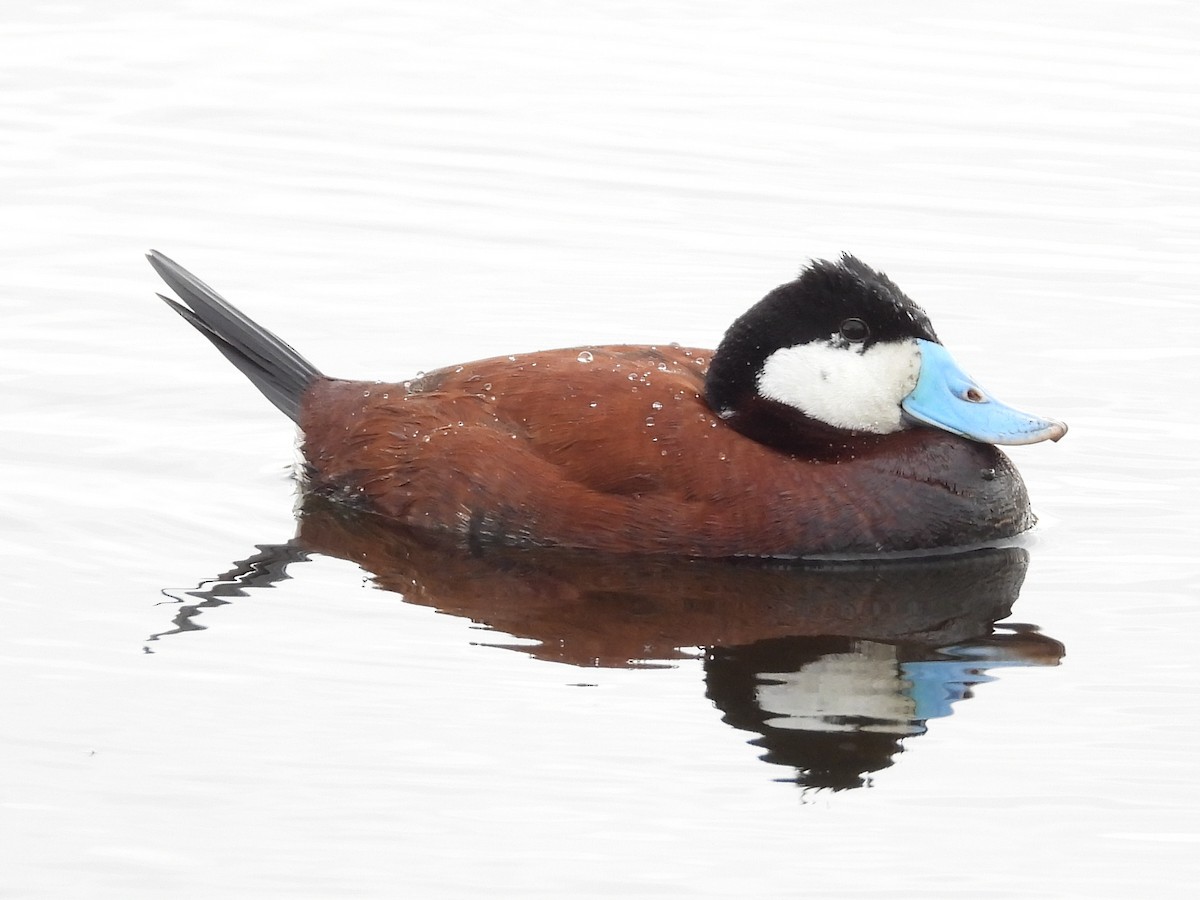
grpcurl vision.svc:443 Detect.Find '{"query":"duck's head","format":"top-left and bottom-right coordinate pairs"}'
top-left (705, 255), bottom-right (1067, 454)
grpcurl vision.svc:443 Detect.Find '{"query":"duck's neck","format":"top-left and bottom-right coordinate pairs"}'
top-left (713, 395), bottom-right (891, 460)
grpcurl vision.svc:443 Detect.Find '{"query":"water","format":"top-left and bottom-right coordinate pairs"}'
top-left (3, 1), bottom-right (1199, 896)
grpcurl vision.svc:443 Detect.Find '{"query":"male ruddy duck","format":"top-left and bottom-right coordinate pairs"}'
top-left (149, 251), bottom-right (1065, 557)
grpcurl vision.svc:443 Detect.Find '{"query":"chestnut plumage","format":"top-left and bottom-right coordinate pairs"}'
top-left (150, 251), bottom-right (1062, 557)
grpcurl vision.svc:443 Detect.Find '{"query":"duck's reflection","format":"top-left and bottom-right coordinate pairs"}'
top-left (707, 625), bottom-right (1060, 790)
top-left (153, 496), bottom-right (1064, 789)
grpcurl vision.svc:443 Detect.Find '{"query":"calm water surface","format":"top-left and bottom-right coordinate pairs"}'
top-left (3, 2), bottom-right (1199, 897)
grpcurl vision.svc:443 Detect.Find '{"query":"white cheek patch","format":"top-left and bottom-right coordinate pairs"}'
top-left (756, 338), bottom-right (922, 434)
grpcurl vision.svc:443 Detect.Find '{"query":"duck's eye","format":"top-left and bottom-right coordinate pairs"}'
top-left (839, 318), bottom-right (870, 343)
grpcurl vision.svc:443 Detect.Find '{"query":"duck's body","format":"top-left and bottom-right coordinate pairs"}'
top-left (150, 252), bottom-right (1063, 558)
top-left (303, 348), bottom-right (1030, 556)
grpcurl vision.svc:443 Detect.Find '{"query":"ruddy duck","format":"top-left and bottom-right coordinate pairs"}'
top-left (149, 251), bottom-right (1065, 557)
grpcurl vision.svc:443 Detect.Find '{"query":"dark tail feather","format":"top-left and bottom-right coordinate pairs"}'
top-left (148, 251), bottom-right (323, 424)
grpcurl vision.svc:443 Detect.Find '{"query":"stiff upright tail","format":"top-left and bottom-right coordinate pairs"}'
top-left (148, 251), bottom-right (323, 424)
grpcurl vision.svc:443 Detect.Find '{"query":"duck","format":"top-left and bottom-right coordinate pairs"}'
top-left (148, 251), bottom-right (1065, 558)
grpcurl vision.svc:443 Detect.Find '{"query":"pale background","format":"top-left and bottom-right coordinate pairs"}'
top-left (2, 2), bottom-right (1198, 897)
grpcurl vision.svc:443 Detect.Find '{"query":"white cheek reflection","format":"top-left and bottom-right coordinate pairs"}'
top-left (755, 643), bottom-right (922, 736)
top-left (756, 338), bottom-right (921, 433)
